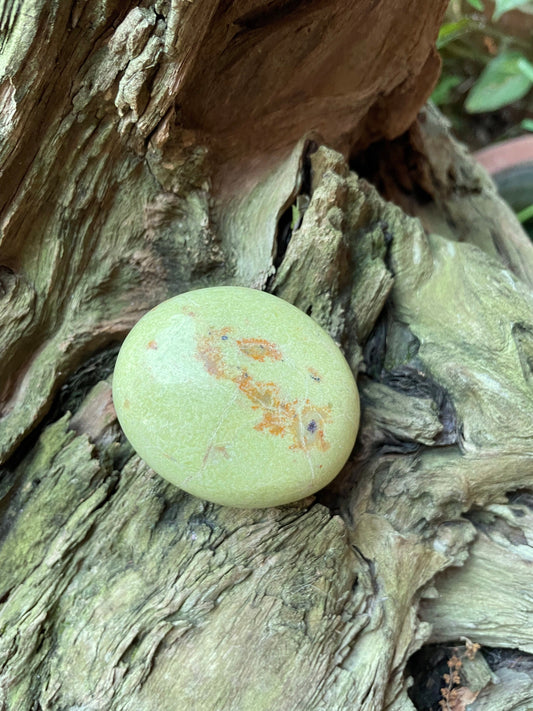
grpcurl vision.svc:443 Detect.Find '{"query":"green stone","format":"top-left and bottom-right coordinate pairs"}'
top-left (112, 287), bottom-right (360, 508)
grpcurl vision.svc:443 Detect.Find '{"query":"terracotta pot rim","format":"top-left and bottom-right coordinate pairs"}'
top-left (474, 134), bottom-right (533, 176)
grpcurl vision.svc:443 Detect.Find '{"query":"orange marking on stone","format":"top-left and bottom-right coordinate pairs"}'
top-left (195, 327), bottom-right (229, 377)
top-left (195, 327), bottom-right (330, 452)
top-left (203, 444), bottom-right (230, 464)
top-left (147, 340), bottom-right (158, 349)
top-left (308, 367), bottom-right (322, 382)
top-left (237, 338), bottom-right (282, 362)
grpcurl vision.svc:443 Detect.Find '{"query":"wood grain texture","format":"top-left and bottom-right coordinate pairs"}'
top-left (2, 139), bottom-right (533, 709)
top-left (0, 0), bottom-right (447, 462)
top-left (2, 2), bottom-right (533, 709)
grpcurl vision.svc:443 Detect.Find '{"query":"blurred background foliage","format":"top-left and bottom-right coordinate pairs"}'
top-left (434, 0), bottom-right (533, 148)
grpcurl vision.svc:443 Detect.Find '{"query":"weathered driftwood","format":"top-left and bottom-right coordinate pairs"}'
top-left (2, 135), bottom-right (533, 709)
top-left (420, 495), bottom-right (533, 653)
top-left (2, 2), bottom-right (533, 710)
top-left (0, 0), bottom-right (446, 462)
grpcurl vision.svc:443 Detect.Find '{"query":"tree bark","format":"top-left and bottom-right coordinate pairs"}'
top-left (2, 2), bottom-right (533, 711)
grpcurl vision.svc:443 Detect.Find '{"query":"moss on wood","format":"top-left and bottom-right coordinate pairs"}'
top-left (2, 1), bottom-right (533, 709)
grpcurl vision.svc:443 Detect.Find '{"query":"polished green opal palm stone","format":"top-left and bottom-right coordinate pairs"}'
top-left (113, 287), bottom-right (360, 508)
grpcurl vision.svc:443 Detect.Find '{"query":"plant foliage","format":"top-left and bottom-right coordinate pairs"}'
top-left (465, 51), bottom-right (533, 113)
top-left (435, 0), bottom-right (533, 121)
top-left (493, 0), bottom-right (533, 21)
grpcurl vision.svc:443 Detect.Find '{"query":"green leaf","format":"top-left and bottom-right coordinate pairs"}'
top-left (466, 0), bottom-right (485, 9)
top-left (465, 51), bottom-right (533, 113)
top-left (431, 75), bottom-right (462, 105)
top-left (521, 118), bottom-right (533, 132)
top-left (436, 18), bottom-right (476, 49)
top-left (517, 57), bottom-right (533, 82)
top-left (516, 203), bottom-right (533, 223)
top-left (493, 0), bottom-right (533, 21)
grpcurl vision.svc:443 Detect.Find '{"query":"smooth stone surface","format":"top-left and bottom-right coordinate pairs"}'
top-left (112, 287), bottom-right (360, 508)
